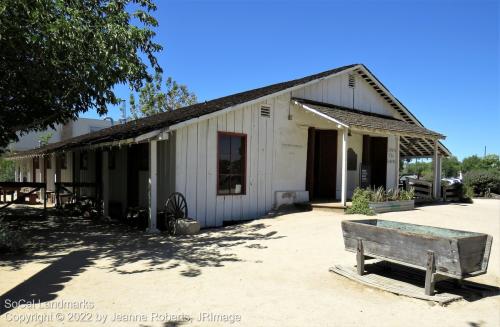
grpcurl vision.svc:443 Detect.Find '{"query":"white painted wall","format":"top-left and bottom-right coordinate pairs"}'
top-left (173, 71), bottom-right (409, 227)
top-left (346, 132), bottom-right (363, 198)
top-left (291, 73), bottom-right (403, 119)
top-left (386, 135), bottom-right (399, 190)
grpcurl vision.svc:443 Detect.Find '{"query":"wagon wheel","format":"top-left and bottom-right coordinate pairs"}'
top-left (164, 192), bottom-right (188, 234)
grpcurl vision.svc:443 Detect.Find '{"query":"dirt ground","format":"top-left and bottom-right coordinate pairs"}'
top-left (0, 199), bottom-right (499, 327)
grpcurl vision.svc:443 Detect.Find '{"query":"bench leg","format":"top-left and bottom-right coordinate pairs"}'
top-left (357, 238), bottom-right (364, 276)
top-left (425, 250), bottom-right (435, 296)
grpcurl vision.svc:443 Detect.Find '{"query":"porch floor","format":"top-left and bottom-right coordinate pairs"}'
top-left (310, 200), bottom-right (352, 211)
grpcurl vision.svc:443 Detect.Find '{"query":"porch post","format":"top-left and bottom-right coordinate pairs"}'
top-left (102, 150), bottom-right (110, 217)
top-left (51, 154), bottom-right (58, 206)
top-left (341, 128), bottom-right (348, 206)
top-left (432, 140), bottom-right (441, 199)
top-left (147, 139), bottom-right (159, 233)
top-left (39, 156), bottom-right (45, 205)
top-left (395, 136), bottom-right (400, 188)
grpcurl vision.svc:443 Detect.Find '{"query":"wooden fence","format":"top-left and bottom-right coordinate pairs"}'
top-left (406, 178), bottom-right (433, 202)
top-left (442, 184), bottom-right (461, 202)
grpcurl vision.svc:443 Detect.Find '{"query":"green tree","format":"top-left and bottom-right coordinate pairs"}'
top-left (0, 157), bottom-right (15, 182)
top-left (461, 155), bottom-right (483, 173)
top-left (38, 132), bottom-right (53, 147)
top-left (403, 161), bottom-right (432, 179)
top-left (0, 0), bottom-right (162, 149)
top-left (129, 72), bottom-right (197, 119)
top-left (462, 154), bottom-right (500, 173)
top-left (441, 156), bottom-right (461, 178)
top-left (481, 154), bottom-right (500, 171)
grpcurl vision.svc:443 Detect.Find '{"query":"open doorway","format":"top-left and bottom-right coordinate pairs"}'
top-left (306, 128), bottom-right (338, 201)
top-left (362, 136), bottom-right (387, 189)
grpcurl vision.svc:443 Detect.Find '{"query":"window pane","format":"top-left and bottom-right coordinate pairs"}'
top-left (231, 137), bottom-right (242, 157)
top-left (231, 158), bottom-right (242, 174)
top-left (218, 133), bottom-right (246, 195)
top-left (219, 135), bottom-right (231, 155)
top-left (219, 154), bottom-right (231, 174)
top-left (218, 174), bottom-right (231, 194)
top-left (231, 175), bottom-right (243, 194)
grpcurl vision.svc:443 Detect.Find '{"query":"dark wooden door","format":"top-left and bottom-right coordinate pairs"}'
top-left (127, 143), bottom-right (148, 207)
top-left (313, 130), bottom-right (338, 200)
top-left (370, 137), bottom-right (387, 189)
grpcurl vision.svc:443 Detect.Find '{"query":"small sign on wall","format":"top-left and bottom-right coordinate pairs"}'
top-left (360, 163), bottom-right (371, 188)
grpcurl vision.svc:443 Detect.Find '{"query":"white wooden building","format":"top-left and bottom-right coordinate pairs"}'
top-left (9, 64), bottom-right (450, 230)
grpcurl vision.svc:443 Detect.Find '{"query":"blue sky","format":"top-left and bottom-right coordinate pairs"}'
top-left (83, 0), bottom-right (499, 160)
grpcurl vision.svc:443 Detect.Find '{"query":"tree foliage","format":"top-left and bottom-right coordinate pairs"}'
top-left (462, 154), bottom-right (500, 172)
top-left (129, 72), bottom-right (197, 119)
top-left (0, 0), bottom-right (162, 148)
top-left (441, 156), bottom-right (461, 178)
top-left (463, 170), bottom-right (500, 196)
top-left (402, 154), bottom-right (500, 180)
top-left (0, 157), bottom-right (15, 182)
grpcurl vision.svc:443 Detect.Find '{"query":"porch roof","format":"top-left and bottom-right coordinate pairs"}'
top-left (293, 98), bottom-right (449, 157)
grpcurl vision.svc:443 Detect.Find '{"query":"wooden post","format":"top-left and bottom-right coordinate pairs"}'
top-left (356, 238), bottom-right (364, 276)
top-left (102, 150), bottom-right (110, 217)
top-left (51, 154), bottom-right (59, 207)
top-left (341, 128), bottom-right (348, 206)
top-left (147, 139), bottom-right (159, 233)
top-left (395, 136), bottom-right (400, 188)
top-left (425, 250), bottom-right (436, 296)
top-left (39, 156), bottom-right (45, 207)
top-left (432, 140), bottom-right (440, 199)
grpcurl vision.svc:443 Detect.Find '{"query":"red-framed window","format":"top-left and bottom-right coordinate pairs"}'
top-left (217, 132), bottom-right (247, 195)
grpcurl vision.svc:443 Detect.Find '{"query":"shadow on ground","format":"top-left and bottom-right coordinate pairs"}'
top-left (0, 250), bottom-right (94, 315)
top-left (0, 207), bottom-right (284, 314)
top-left (361, 261), bottom-right (499, 303)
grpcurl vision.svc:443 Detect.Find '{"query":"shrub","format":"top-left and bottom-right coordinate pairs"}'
top-left (461, 184), bottom-right (474, 203)
top-left (372, 186), bottom-right (386, 202)
top-left (0, 219), bottom-right (25, 253)
top-left (399, 187), bottom-right (415, 201)
top-left (463, 170), bottom-right (500, 196)
top-left (346, 188), bottom-right (374, 215)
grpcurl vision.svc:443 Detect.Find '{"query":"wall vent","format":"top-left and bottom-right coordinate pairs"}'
top-left (260, 105), bottom-right (271, 118)
top-left (348, 74), bottom-right (356, 88)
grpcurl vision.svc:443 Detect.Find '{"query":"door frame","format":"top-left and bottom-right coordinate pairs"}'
top-left (306, 128), bottom-right (338, 201)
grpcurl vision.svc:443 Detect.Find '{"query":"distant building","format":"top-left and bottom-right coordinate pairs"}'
top-left (9, 118), bottom-right (113, 151)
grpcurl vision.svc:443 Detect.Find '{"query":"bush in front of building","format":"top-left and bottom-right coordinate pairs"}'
top-left (346, 188), bottom-right (375, 215)
top-left (463, 170), bottom-right (500, 197)
top-left (347, 187), bottom-right (416, 215)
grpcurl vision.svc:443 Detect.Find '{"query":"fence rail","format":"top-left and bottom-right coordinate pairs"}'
top-left (406, 178), bottom-right (433, 202)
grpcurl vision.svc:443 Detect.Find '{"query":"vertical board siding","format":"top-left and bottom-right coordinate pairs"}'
top-left (205, 118), bottom-right (217, 227)
top-left (291, 74), bottom-right (398, 118)
top-left (174, 100), bottom-right (278, 227)
top-left (158, 138), bottom-right (175, 208)
top-left (264, 98), bottom-right (274, 213)
top-left (249, 104), bottom-right (259, 219)
top-left (186, 124), bottom-right (198, 219)
top-left (172, 71), bottom-right (406, 228)
top-left (196, 121), bottom-right (208, 227)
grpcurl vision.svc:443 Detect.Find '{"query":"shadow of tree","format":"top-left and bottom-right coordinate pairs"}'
top-left (0, 250), bottom-right (94, 315)
top-left (1, 207), bottom-right (284, 275)
top-left (0, 207), bottom-right (285, 316)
